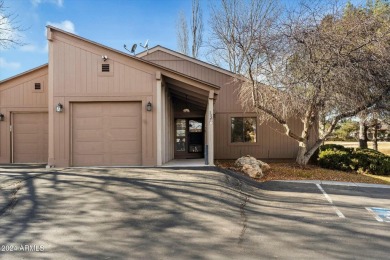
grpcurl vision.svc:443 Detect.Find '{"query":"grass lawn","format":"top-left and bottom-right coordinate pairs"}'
top-left (216, 160), bottom-right (390, 185)
top-left (326, 141), bottom-right (390, 155)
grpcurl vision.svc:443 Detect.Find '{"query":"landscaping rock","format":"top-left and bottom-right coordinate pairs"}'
top-left (235, 155), bottom-right (270, 178)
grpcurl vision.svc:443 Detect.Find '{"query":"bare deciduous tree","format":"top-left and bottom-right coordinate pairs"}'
top-left (207, 0), bottom-right (280, 73)
top-left (176, 10), bottom-right (189, 56)
top-left (176, 0), bottom-right (204, 58)
top-left (0, 0), bottom-right (24, 48)
top-left (235, 1), bottom-right (390, 165)
top-left (190, 0), bottom-right (203, 58)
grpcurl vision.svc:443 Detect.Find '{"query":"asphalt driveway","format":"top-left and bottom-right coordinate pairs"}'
top-left (0, 166), bottom-right (389, 259)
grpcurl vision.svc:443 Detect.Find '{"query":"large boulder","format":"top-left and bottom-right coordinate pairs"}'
top-left (235, 155), bottom-right (270, 179)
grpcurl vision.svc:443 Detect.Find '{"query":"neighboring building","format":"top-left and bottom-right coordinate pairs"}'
top-left (0, 26), bottom-right (302, 167)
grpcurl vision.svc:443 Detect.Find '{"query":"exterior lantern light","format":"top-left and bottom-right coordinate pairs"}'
top-left (146, 101), bottom-right (152, 112)
top-left (56, 103), bottom-right (63, 113)
top-left (183, 95), bottom-right (190, 113)
top-left (0, 113), bottom-right (4, 121)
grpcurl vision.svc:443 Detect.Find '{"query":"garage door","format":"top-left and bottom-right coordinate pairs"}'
top-left (72, 102), bottom-right (142, 166)
top-left (13, 112), bottom-right (48, 163)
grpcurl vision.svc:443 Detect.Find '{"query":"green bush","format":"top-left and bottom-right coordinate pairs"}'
top-left (351, 149), bottom-right (390, 175)
top-left (318, 149), bottom-right (352, 171)
top-left (319, 144), bottom-right (353, 153)
top-left (318, 145), bottom-right (390, 175)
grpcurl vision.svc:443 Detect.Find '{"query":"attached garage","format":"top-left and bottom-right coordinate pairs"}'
top-left (12, 112), bottom-right (48, 163)
top-left (71, 102), bottom-right (142, 166)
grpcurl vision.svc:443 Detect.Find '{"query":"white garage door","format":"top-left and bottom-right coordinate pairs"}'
top-left (13, 112), bottom-right (48, 163)
top-left (72, 102), bottom-right (142, 166)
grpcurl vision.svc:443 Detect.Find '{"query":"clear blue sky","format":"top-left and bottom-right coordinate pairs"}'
top-left (0, 0), bottom-right (364, 81)
top-left (0, 0), bottom-right (200, 80)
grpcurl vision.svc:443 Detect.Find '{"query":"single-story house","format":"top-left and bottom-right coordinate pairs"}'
top-left (0, 26), bottom-right (303, 167)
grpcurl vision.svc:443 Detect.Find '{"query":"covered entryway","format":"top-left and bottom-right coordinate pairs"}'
top-left (12, 112), bottom-right (48, 163)
top-left (157, 75), bottom-right (217, 166)
top-left (71, 102), bottom-right (142, 166)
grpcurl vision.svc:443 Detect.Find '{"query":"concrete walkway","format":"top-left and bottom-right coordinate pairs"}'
top-left (162, 159), bottom-right (208, 167)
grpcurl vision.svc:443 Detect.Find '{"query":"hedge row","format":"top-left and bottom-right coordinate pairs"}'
top-left (318, 144), bottom-right (390, 175)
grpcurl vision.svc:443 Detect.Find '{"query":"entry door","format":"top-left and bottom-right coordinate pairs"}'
top-left (12, 112), bottom-right (48, 163)
top-left (175, 118), bottom-right (204, 159)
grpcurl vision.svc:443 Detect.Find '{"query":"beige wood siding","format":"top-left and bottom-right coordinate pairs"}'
top-left (142, 49), bottom-right (308, 160)
top-left (0, 66), bottom-right (48, 163)
top-left (214, 113), bottom-right (302, 159)
top-left (49, 30), bottom-right (157, 167)
top-left (72, 102), bottom-right (142, 166)
top-left (13, 112), bottom-right (48, 163)
top-left (142, 51), bottom-right (233, 88)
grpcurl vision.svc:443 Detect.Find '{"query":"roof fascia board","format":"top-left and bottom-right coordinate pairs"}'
top-left (0, 64), bottom-right (48, 85)
top-left (137, 45), bottom-right (238, 78)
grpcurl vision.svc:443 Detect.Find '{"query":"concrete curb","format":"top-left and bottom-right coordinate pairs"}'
top-left (213, 166), bottom-right (390, 189)
top-left (271, 180), bottom-right (390, 189)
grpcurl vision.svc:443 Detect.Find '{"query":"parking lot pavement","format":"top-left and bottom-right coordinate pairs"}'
top-left (0, 165), bottom-right (50, 217)
top-left (0, 166), bottom-right (389, 259)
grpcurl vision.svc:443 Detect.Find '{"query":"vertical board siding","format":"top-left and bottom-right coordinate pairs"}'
top-left (53, 39), bottom-right (155, 96)
top-left (143, 50), bottom-right (305, 159)
top-left (214, 113), bottom-right (300, 159)
top-left (50, 32), bottom-right (157, 166)
top-left (0, 73), bottom-right (48, 107)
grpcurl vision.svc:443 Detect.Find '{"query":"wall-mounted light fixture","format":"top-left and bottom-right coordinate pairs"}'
top-left (56, 103), bottom-right (63, 113)
top-left (183, 95), bottom-right (190, 113)
top-left (146, 101), bottom-right (152, 112)
top-left (0, 113), bottom-right (4, 121)
top-left (102, 55), bottom-right (108, 62)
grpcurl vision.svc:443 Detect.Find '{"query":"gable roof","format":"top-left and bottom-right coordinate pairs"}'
top-left (136, 45), bottom-right (237, 78)
top-left (47, 26), bottom-right (220, 90)
top-left (0, 64), bottom-right (48, 85)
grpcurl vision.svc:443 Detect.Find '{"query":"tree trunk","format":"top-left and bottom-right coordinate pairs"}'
top-left (373, 124), bottom-right (378, 151)
top-left (295, 141), bottom-right (322, 166)
top-left (359, 119), bottom-right (368, 149)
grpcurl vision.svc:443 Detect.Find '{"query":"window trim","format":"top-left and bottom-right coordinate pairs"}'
top-left (228, 114), bottom-right (258, 145)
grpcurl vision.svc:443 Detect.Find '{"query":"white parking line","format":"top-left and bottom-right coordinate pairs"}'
top-left (366, 207), bottom-right (384, 222)
top-left (316, 184), bottom-right (345, 218)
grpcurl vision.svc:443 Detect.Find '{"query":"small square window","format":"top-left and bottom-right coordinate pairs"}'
top-left (231, 117), bottom-right (257, 143)
top-left (34, 83), bottom-right (41, 90)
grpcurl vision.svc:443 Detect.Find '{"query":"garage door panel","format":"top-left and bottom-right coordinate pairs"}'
top-left (13, 112), bottom-right (48, 163)
top-left (111, 154), bottom-right (141, 165)
top-left (14, 134), bottom-right (41, 143)
top-left (14, 124), bottom-right (41, 134)
top-left (73, 142), bottom-right (104, 154)
top-left (109, 129), bottom-right (139, 141)
top-left (73, 129), bottom-right (104, 141)
top-left (72, 102), bottom-right (142, 166)
top-left (73, 104), bottom-right (104, 116)
top-left (107, 103), bottom-right (136, 115)
top-left (109, 117), bottom-right (139, 128)
top-left (14, 143), bottom-right (43, 153)
top-left (73, 118), bottom-right (104, 130)
top-left (111, 141), bottom-right (140, 153)
top-left (73, 155), bottom-right (105, 166)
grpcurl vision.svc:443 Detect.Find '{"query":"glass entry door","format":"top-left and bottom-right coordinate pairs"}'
top-left (175, 118), bottom-right (204, 159)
